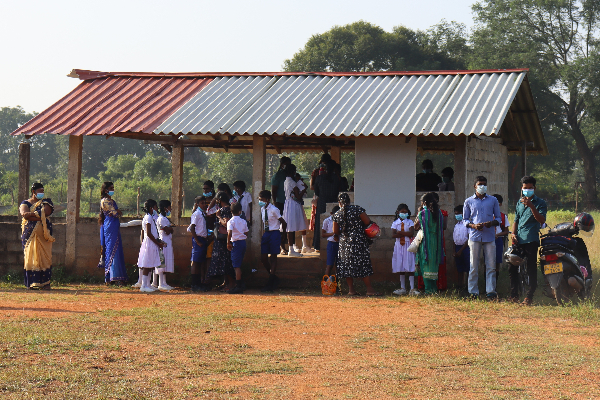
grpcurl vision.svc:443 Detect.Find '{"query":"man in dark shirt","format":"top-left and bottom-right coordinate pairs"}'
top-left (270, 156), bottom-right (291, 254)
top-left (416, 159), bottom-right (442, 192)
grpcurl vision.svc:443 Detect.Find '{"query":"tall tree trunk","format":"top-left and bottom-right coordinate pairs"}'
top-left (568, 119), bottom-right (597, 208)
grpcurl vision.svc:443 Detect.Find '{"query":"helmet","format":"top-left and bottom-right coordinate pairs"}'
top-left (504, 245), bottom-right (526, 266)
top-left (574, 213), bottom-right (594, 236)
top-left (365, 222), bottom-right (380, 238)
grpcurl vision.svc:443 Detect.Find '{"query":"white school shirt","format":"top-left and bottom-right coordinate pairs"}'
top-left (156, 215), bottom-right (172, 243)
top-left (235, 191), bottom-right (252, 218)
top-left (322, 216), bottom-right (336, 242)
top-left (227, 215), bottom-right (249, 241)
top-left (495, 212), bottom-right (510, 235)
top-left (143, 213), bottom-right (159, 239)
top-left (453, 222), bottom-right (469, 245)
top-left (188, 208), bottom-right (208, 237)
top-left (391, 218), bottom-right (414, 244)
top-left (261, 203), bottom-right (282, 231)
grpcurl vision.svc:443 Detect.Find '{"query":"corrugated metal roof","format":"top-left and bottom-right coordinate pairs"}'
top-left (12, 76), bottom-right (212, 136)
top-left (154, 72), bottom-right (526, 137)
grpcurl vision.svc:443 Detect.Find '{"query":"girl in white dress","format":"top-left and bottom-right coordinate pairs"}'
top-left (282, 164), bottom-right (306, 257)
top-left (391, 204), bottom-right (416, 296)
top-left (293, 173), bottom-right (314, 254)
top-left (152, 200), bottom-right (174, 291)
top-left (137, 199), bottom-right (165, 293)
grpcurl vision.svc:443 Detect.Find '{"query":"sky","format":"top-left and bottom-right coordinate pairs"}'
top-left (0, 0), bottom-right (476, 113)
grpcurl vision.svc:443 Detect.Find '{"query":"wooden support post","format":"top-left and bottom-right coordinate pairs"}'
top-left (65, 135), bottom-right (83, 269)
top-left (18, 142), bottom-right (30, 204)
top-left (330, 146), bottom-right (341, 164)
top-left (251, 136), bottom-right (266, 258)
top-left (171, 143), bottom-right (184, 225)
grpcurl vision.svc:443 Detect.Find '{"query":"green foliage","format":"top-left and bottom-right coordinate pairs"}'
top-left (0, 106), bottom-right (37, 170)
top-left (206, 153), bottom-right (253, 189)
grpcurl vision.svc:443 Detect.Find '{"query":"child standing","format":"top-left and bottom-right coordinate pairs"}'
top-left (227, 202), bottom-right (249, 294)
top-left (453, 205), bottom-right (470, 292)
top-left (294, 173), bottom-right (314, 254)
top-left (321, 205), bottom-right (340, 276)
top-left (259, 190), bottom-right (286, 292)
top-left (391, 204), bottom-right (416, 296)
top-left (207, 192), bottom-right (235, 290)
top-left (153, 200), bottom-right (174, 291)
top-left (233, 181), bottom-right (252, 222)
top-left (137, 199), bottom-right (165, 293)
top-left (283, 164), bottom-right (305, 257)
top-left (188, 196), bottom-right (209, 292)
top-left (492, 194), bottom-right (510, 287)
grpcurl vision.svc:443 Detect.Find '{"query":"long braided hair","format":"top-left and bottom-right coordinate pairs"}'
top-left (420, 192), bottom-right (439, 222)
top-left (338, 192), bottom-right (351, 234)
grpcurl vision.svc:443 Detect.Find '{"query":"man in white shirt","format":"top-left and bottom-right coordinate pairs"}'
top-left (258, 190), bottom-right (286, 292)
top-left (233, 180), bottom-right (252, 223)
top-left (227, 202), bottom-right (249, 294)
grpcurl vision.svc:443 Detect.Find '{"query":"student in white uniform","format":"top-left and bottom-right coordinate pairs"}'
top-left (282, 164), bottom-right (306, 257)
top-left (233, 181), bottom-right (252, 222)
top-left (321, 205), bottom-right (340, 276)
top-left (226, 202), bottom-right (249, 294)
top-left (391, 204), bottom-right (416, 296)
top-left (151, 200), bottom-right (174, 291)
top-left (137, 199), bottom-right (165, 293)
top-left (189, 195), bottom-right (209, 292)
top-left (293, 173), bottom-right (314, 254)
top-left (258, 190), bottom-right (286, 292)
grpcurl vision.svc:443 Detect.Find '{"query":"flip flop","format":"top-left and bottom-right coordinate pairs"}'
top-left (366, 292), bottom-right (383, 297)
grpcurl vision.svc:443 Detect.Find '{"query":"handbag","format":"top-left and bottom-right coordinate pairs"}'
top-left (321, 275), bottom-right (337, 295)
top-left (407, 229), bottom-right (424, 253)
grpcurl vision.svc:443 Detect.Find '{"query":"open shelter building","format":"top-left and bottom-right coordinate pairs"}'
top-left (6, 69), bottom-right (547, 286)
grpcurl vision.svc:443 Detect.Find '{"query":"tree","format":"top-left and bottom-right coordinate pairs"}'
top-left (470, 0), bottom-right (600, 205)
top-left (0, 106), bottom-right (37, 170)
top-left (206, 153), bottom-right (253, 188)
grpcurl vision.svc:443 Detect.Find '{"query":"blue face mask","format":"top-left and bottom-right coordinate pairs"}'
top-left (258, 201), bottom-right (267, 208)
top-left (108, 190), bottom-right (115, 197)
top-left (152, 210), bottom-right (158, 217)
top-left (522, 189), bottom-right (534, 197)
top-left (476, 185), bottom-right (487, 195)
top-left (36, 193), bottom-right (44, 200)
top-left (455, 214), bottom-right (463, 221)
top-left (205, 191), bottom-right (213, 197)
top-left (166, 211), bottom-right (171, 217)
top-left (399, 213), bottom-right (409, 220)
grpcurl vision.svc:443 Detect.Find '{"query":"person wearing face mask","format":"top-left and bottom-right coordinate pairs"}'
top-left (19, 182), bottom-right (55, 290)
top-left (99, 181), bottom-right (128, 286)
top-left (462, 176), bottom-right (502, 300)
top-left (137, 199), bottom-right (166, 292)
top-left (391, 204), bottom-right (416, 296)
top-left (152, 200), bottom-right (174, 291)
top-left (438, 167), bottom-right (455, 191)
top-left (452, 205), bottom-right (470, 293)
top-left (510, 176), bottom-right (547, 306)
top-left (271, 156), bottom-right (291, 254)
top-left (416, 159), bottom-right (442, 192)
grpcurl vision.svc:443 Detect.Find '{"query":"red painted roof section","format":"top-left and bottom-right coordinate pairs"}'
top-left (70, 68), bottom-right (529, 80)
top-left (12, 76), bottom-right (212, 136)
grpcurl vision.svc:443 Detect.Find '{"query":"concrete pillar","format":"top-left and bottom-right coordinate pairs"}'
top-left (251, 136), bottom-right (266, 257)
top-left (330, 146), bottom-right (341, 164)
top-left (454, 136), bottom-right (467, 205)
top-left (18, 141), bottom-right (30, 203)
top-left (65, 135), bottom-right (83, 269)
top-left (171, 143), bottom-right (184, 225)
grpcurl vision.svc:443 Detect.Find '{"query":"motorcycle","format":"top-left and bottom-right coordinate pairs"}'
top-left (539, 213), bottom-right (594, 305)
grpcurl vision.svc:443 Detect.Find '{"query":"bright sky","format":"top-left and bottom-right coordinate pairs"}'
top-left (0, 0), bottom-right (475, 113)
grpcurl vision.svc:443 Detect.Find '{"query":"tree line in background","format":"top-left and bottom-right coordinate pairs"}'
top-left (1, 0), bottom-right (600, 211)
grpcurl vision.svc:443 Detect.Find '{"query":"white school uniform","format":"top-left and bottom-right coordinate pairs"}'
top-left (391, 218), bottom-right (415, 273)
top-left (156, 214), bottom-right (174, 273)
top-left (234, 191), bottom-right (252, 219)
top-left (227, 215), bottom-right (249, 241)
top-left (188, 208), bottom-right (208, 238)
top-left (322, 216), bottom-right (336, 242)
top-left (495, 212), bottom-right (510, 235)
top-left (137, 213), bottom-right (161, 269)
top-left (283, 177), bottom-right (307, 232)
top-left (453, 221), bottom-right (469, 245)
top-left (261, 203), bottom-right (282, 231)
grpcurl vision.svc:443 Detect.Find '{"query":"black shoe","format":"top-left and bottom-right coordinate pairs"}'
top-left (261, 274), bottom-right (275, 292)
top-left (228, 285), bottom-right (244, 294)
top-left (191, 285), bottom-right (203, 292)
top-left (271, 275), bottom-right (280, 290)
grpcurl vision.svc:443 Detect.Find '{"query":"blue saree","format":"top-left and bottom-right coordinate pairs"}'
top-left (99, 198), bottom-right (128, 282)
top-left (21, 199), bottom-right (55, 288)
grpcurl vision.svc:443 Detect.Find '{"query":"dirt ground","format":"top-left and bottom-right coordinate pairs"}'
top-left (1, 285), bottom-right (600, 399)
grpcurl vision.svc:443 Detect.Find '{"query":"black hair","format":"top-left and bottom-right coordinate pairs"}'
top-left (432, 192), bottom-right (439, 202)
top-left (98, 181), bottom-right (113, 224)
top-left (286, 163), bottom-right (297, 177)
top-left (192, 195), bottom-right (206, 214)
top-left (233, 180), bottom-right (246, 191)
top-left (142, 199), bottom-right (157, 214)
top-left (259, 190), bottom-right (271, 200)
top-left (331, 205), bottom-right (340, 214)
top-left (216, 191), bottom-right (230, 205)
top-left (441, 167), bottom-right (454, 178)
top-left (324, 160), bottom-right (336, 182)
top-left (159, 200), bottom-right (171, 216)
top-left (333, 162), bottom-right (342, 175)
top-left (320, 153), bottom-right (332, 164)
top-left (217, 183), bottom-right (232, 197)
top-left (280, 156), bottom-right (291, 165)
top-left (474, 176), bottom-right (487, 185)
top-left (395, 203), bottom-right (411, 220)
top-left (31, 182), bottom-right (44, 193)
top-left (422, 159), bottom-right (434, 170)
top-left (204, 180), bottom-right (215, 190)
top-left (338, 192), bottom-right (351, 234)
top-left (454, 205), bottom-right (464, 213)
top-left (520, 176), bottom-right (536, 186)
top-left (492, 194), bottom-right (503, 204)
top-left (231, 202), bottom-right (242, 214)
top-left (420, 192), bottom-right (440, 222)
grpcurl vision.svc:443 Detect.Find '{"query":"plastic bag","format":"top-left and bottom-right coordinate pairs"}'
top-left (321, 275), bottom-right (337, 296)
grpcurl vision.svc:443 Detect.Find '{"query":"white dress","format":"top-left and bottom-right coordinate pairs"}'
top-left (137, 214), bottom-right (161, 269)
top-left (156, 214), bottom-right (174, 273)
top-left (391, 218), bottom-right (416, 273)
top-left (283, 177), bottom-right (307, 232)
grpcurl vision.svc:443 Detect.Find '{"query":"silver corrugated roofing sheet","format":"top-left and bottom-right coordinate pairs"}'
top-left (154, 72), bottom-right (526, 137)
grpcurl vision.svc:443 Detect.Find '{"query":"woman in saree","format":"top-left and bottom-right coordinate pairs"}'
top-left (99, 181), bottom-right (128, 284)
top-left (414, 192), bottom-right (444, 295)
top-left (19, 183), bottom-right (55, 290)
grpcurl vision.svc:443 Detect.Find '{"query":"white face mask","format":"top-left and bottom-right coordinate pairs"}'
top-left (476, 185), bottom-right (487, 195)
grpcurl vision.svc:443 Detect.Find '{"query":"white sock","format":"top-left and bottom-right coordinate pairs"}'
top-left (158, 269), bottom-right (166, 287)
top-left (409, 276), bottom-right (415, 290)
top-left (151, 273), bottom-right (158, 286)
top-left (142, 274), bottom-right (149, 288)
top-left (302, 235), bottom-right (308, 248)
top-left (136, 268), bottom-right (143, 285)
top-left (400, 275), bottom-right (406, 290)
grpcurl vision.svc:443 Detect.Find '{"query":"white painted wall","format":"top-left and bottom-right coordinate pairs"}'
top-left (354, 136), bottom-right (417, 215)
